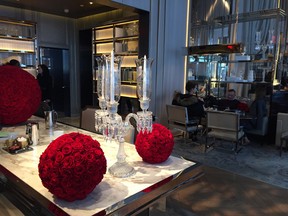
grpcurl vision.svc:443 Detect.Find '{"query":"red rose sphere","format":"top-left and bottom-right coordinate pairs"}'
top-left (0, 65), bottom-right (41, 125)
top-left (38, 132), bottom-right (107, 202)
top-left (135, 123), bottom-right (174, 164)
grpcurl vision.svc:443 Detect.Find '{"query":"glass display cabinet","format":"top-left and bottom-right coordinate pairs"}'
top-left (92, 19), bottom-right (139, 106)
top-left (0, 18), bottom-right (37, 76)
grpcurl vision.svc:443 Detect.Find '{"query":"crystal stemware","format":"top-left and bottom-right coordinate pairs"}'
top-left (255, 31), bottom-right (261, 51)
top-left (261, 44), bottom-right (267, 60)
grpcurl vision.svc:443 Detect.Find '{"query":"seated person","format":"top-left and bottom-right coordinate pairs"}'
top-left (216, 89), bottom-right (249, 112)
top-left (216, 89), bottom-right (240, 110)
top-left (172, 81), bottom-right (205, 141)
top-left (172, 81), bottom-right (205, 119)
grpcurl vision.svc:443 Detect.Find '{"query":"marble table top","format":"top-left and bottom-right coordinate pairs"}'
top-left (0, 116), bottom-right (199, 216)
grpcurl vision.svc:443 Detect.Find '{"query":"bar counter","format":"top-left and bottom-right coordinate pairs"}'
top-left (0, 116), bottom-right (203, 215)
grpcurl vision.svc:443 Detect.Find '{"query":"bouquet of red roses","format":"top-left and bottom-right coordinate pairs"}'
top-left (135, 123), bottom-right (174, 164)
top-left (0, 65), bottom-right (41, 125)
top-left (38, 132), bottom-right (107, 202)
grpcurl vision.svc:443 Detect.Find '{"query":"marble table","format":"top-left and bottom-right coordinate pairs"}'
top-left (0, 116), bottom-right (203, 216)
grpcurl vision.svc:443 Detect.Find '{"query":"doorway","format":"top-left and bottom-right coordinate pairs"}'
top-left (39, 47), bottom-right (70, 116)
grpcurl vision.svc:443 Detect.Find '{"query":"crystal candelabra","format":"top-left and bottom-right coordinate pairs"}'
top-left (95, 52), bottom-right (154, 178)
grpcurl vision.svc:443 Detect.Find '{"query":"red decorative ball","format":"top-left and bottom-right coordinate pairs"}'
top-left (38, 132), bottom-right (107, 202)
top-left (0, 65), bottom-right (41, 125)
top-left (135, 123), bottom-right (174, 164)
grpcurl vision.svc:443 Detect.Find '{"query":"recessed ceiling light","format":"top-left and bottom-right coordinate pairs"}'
top-left (89, 2), bottom-right (93, 5)
top-left (64, 9), bottom-right (69, 13)
top-left (80, 4), bottom-right (84, 7)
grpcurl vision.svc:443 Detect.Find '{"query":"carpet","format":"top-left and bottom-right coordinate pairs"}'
top-left (172, 136), bottom-right (288, 189)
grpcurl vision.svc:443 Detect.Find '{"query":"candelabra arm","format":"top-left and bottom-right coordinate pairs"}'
top-left (125, 113), bottom-right (139, 131)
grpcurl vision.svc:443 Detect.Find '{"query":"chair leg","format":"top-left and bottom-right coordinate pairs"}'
top-left (280, 139), bottom-right (283, 157)
top-left (234, 141), bottom-right (243, 154)
top-left (205, 136), bottom-right (215, 153)
top-left (205, 135), bottom-right (208, 153)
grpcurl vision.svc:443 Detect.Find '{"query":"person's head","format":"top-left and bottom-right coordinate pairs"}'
top-left (8, 59), bottom-right (21, 67)
top-left (37, 64), bottom-right (50, 77)
top-left (227, 89), bottom-right (236, 100)
top-left (185, 81), bottom-right (196, 94)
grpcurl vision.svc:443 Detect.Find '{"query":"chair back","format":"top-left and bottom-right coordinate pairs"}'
top-left (166, 104), bottom-right (189, 131)
top-left (80, 106), bottom-right (136, 143)
top-left (124, 126), bottom-right (135, 144)
top-left (275, 113), bottom-right (288, 146)
top-left (166, 104), bottom-right (199, 135)
top-left (80, 106), bottom-right (97, 132)
top-left (206, 110), bottom-right (243, 141)
top-left (207, 110), bottom-right (239, 132)
top-left (246, 116), bottom-right (269, 136)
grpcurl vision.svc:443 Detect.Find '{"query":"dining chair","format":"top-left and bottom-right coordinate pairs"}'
top-left (205, 110), bottom-right (245, 154)
top-left (80, 106), bottom-right (136, 144)
top-left (80, 106), bottom-right (98, 133)
top-left (166, 104), bottom-right (202, 141)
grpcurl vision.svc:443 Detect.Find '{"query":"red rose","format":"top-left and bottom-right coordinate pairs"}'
top-left (62, 156), bottom-right (74, 168)
top-left (55, 152), bottom-right (65, 163)
top-left (72, 141), bottom-right (84, 151)
top-left (38, 132), bottom-right (107, 202)
top-left (74, 164), bottom-right (85, 176)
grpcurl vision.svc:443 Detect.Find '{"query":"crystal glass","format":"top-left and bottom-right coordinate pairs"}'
top-left (269, 29), bottom-right (276, 45)
top-left (255, 31), bottom-right (261, 51)
top-left (268, 29), bottom-right (275, 55)
top-left (261, 44), bottom-right (267, 60)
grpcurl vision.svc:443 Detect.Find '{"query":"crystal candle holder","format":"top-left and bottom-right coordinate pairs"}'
top-left (95, 53), bottom-right (154, 178)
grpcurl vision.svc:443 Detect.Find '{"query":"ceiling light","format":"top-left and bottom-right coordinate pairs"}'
top-left (89, 2), bottom-right (93, 5)
top-left (64, 9), bottom-right (69, 13)
top-left (80, 4), bottom-right (84, 7)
